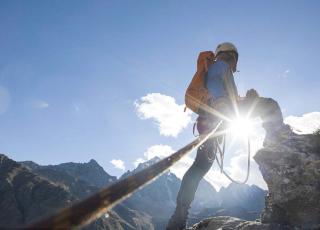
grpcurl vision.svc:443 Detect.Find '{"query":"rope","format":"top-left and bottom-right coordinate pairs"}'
top-left (26, 122), bottom-right (223, 229)
top-left (214, 131), bottom-right (251, 184)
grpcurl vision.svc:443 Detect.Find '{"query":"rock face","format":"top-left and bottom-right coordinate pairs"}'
top-left (189, 128), bottom-right (320, 230)
top-left (0, 154), bottom-right (74, 227)
top-left (187, 216), bottom-right (287, 230)
top-left (254, 132), bottom-right (320, 229)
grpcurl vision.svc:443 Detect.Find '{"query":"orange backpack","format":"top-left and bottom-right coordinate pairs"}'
top-left (185, 51), bottom-right (216, 114)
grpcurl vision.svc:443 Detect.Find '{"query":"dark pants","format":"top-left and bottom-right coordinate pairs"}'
top-left (176, 136), bottom-right (216, 209)
top-left (166, 96), bottom-right (284, 230)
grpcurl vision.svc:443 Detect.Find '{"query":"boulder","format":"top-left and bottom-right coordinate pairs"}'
top-left (187, 216), bottom-right (286, 230)
top-left (189, 127), bottom-right (320, 230)
top-left (254, 132), bottom-right (320, 229)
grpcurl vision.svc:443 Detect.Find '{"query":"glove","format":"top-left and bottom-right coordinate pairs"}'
top-left (246, 89), bottom-right (259, 99)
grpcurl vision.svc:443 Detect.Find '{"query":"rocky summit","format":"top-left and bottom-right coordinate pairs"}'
top-left (255, 132), bottom-right (320, 229)
top-left (189, 128), bottom-right (320, 230)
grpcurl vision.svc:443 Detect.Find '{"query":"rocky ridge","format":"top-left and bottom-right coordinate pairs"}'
top-left (0, 154), bottom-right (74, 227)
top-left (21, 159), bottom-right (117, 188)
top-left (255, 132), bottom-right (320, 228)
top-left (188, 128), bottom-right (320, 230)
top-left (0, 154), bottom-right (154, 229)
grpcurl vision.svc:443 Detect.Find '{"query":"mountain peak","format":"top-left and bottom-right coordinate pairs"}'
top-left (136, 156), bottom-right (161, 170)
top-left (88, 159), bottom-right (99, 166)
top-left (120, 157), bottom-right (161, 179)
top-left (20, 160), bottom-right (40, 170)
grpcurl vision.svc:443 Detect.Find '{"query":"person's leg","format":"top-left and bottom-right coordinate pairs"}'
top-left (167, 97), bottom-right (230, 230)
top-left (166, 137), bottom-right (216, 230)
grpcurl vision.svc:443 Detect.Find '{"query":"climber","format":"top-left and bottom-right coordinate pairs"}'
top-left (166, 42), bottom-right (289, 230)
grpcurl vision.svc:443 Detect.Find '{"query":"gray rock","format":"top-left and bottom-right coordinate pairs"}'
top-left (189, 126), bottom-right (320, 230)
top-left (254, 132), bottom-right (320, 229)
top-left (187, 216), bottom-right (286, 230)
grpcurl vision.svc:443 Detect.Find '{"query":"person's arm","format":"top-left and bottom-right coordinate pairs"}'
top-left (206, 61), bottom-right (227, 99)
top-left (224, 69), bottom-right (239, 102)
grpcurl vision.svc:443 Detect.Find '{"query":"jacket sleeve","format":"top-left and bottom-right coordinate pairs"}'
top-left (206, 62), bottom-right (226, 99)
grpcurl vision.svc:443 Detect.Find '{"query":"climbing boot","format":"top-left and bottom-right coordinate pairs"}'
top-left (166, 205), bottom-right (189, 230)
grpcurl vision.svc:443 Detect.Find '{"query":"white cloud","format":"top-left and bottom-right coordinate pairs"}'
top-left (0, 85), bottom-right (10, 114)
top-left (284, 112), bottom-right (320, 134)
top-left (144, 144), bottom-right (197, 179)
top-left (144, 144), bottom-right (174, 160)
top-left (169, 155), bottom-right (194, 179)
top-left (222, 150), bottom-right (267, 189)
top-left (110, 159), bottom-right (126, 171)
top-left (133, 158), bottom-right (145, 167)
top-left (135, 93), bottom-right (192, 137)
top-left (32, 99), bottom-right (49, 109)
top-left (204, 168), bottom-right (231, 189)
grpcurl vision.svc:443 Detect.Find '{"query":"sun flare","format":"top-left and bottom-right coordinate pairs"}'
top-left (229, 116), bottom-right (254, 137)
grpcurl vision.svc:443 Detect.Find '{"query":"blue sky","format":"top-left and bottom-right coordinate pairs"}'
top-left (0, 1), bottom-right (319, 189)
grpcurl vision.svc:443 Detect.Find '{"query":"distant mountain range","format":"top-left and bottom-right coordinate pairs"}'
top-left (0, 154), bottom-right (152, 229)
top-left (0, 154), bottom-right (267, 229)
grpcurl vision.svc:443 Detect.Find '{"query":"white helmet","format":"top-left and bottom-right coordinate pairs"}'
top-left (215, 42), bottom-right (238, 55)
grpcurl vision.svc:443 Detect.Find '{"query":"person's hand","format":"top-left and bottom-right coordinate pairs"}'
top-left (246, 89), bottom-right (259, 98)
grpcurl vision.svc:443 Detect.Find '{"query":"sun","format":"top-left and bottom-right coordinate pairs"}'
top-left (228, 116), bottom-right (254, 137)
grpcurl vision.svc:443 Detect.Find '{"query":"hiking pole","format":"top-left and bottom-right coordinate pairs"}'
top-left (26, 121), bottom-right (223, 229)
